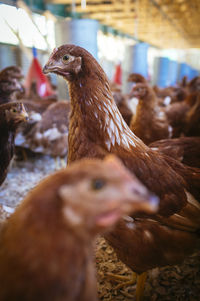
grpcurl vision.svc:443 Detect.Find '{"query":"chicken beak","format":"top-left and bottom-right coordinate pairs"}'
top-left (43, 64), bottom-right (50, 74)
top-left (95, 192), bottom-right (159, 229)
top-left (20, 104), bottom-right (29, 122)
top-left (130, 192), bottom-right (159, 214)
top-left (122, 182), bottom-right (159, 215)
top-left (43, 61), bottom-right (58, 74)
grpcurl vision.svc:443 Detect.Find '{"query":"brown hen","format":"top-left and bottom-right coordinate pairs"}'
top-left (129, 83), bottom-right (172, 144)
top-left (0, 155), bottom-right (157, 301)
top-left (0, 102), bottom-right (28, 185)
top-left (43, 44), bottom-right (200, 299)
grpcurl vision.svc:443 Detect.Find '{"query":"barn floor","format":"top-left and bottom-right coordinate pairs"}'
top-left (0, 154), bottom-right (200, 301)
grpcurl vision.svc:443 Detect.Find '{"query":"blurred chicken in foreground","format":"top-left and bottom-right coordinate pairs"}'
top-left (0, 156), bottom-right (158, 301)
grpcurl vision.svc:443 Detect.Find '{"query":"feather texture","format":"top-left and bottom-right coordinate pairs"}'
top-left (43, 44), bottom-right (200, 277)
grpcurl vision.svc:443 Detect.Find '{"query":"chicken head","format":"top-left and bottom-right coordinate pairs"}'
top-left (59, 155), bottom-right (158, 234)
top-left (3, 102), bottom-right (29, 125)
top-left (43, 45), bottom-right (83, 81)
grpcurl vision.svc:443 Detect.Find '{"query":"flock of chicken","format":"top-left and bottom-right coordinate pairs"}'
top-left (0, 44), bottom-right (200, 300)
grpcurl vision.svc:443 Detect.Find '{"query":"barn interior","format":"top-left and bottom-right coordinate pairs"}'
top-left (0, 1), bottom-right (200, 300)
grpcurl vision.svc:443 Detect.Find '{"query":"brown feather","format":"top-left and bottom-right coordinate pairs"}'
top-left (150, 137), bottom-right (200, 168)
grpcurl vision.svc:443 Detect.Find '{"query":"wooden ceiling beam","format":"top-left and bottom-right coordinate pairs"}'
top-left (79, 6), bottom-right (135, 13)
top-left (75, 5), bottom-right (135, 13)
top-left (86, 12), bottom-right (136, 20)
top-left (46, 0), bottom-right (106, 3)
top-left (45, 0), bottom-right (200, 48)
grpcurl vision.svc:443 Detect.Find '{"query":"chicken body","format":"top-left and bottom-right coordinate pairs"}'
top-left (23, 98), bottom-right (55, 115)
top-left (170, 86), bottom-right (188, 103)
top-left (15, 98), bottom-right (58, 148)
top-left (153, 85), bottom-right (174, 100)
top-left (150, 137), bottom-right (200, 168)
top-left (165, 90), bottom-right (200, 138)
top-left (105, 215), bottom-right (200, 275)
top-left (188, 76), bottom-right (200, 94)
top-left (0, 102), bottom-right (28, 185)
top-left (165, 101), bottom-right (190, 137)
top-left (184, 93), bottom-right (200, 137)
top-left (22, 101), bottom-right (70, 157)
top-left (0, 156), bottom-right (157, 301)
top-left (43, 45), bottom-right (200, 278)
top-left (129, 83), bottom-right (171, 144)
top-left (0, 211), bottom-right (96, 301)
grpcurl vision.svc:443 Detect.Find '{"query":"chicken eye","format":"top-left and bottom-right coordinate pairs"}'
top-left (62, 55), bottom-right (70, 63)
top-left (91, 179), bottom-right (105, 190)
top-left (12, 109), bottom-right (17, 113)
